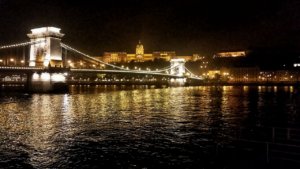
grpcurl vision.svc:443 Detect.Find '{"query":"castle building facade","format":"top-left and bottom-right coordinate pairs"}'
top-left (95, 41), bottom-right (200, 63)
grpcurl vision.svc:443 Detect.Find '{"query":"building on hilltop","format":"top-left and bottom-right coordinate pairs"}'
top-left (94, 41), bottom-right (201, 63)
top-left (135, 40), bottom-right (144, 62)
top-left (213, 51), bottom-right (246, 58)
top-left (152, 51), bottom-right (176, 61)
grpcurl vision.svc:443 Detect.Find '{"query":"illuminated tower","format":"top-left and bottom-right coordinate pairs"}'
top-left (135, 40), bottom-right (144, 61)
top-left (170, 59), bottom-right (186, 76)
top-left (27, 27), bottom-right (64, 67)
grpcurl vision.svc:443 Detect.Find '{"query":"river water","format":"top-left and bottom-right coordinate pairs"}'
top-left (0, 86), bottom-right (300, 169)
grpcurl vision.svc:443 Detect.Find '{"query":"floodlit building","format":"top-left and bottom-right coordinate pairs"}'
top-left (214, 51), bottom-right (246, 58)
top-left (102, 52), bottom-right (127, 63)
top-left (174, 55), bottom-right (193, 61)
top-left (95, 41), bottom-right (200, 63)
top-left (152, 51), bottom-right (176, 61)
top-left (207, 70), bottom-right (221, 79)
top-left (223, 67), bottom-right (260, 82)
top-left (135, 40), bottom-right (144, 62)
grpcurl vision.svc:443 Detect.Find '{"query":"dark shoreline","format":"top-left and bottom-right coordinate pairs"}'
top-left (186, 81), bottom-right (300, 87)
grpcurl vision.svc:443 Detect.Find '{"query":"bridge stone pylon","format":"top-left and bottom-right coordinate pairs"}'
top-left (170, 59), bottom-right (186, 76)
top-left (27, 27), bottom-right (64, 67)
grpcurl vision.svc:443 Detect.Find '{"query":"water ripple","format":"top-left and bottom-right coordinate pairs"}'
top-left (0, 86), bottom-right (299, 168)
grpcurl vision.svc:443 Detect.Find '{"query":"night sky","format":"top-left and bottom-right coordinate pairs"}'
top-left (0, 0), bottom-right (300, 56)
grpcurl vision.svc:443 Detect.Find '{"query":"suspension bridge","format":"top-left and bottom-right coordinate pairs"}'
top-left (0, 27), bottom-right (202, 92)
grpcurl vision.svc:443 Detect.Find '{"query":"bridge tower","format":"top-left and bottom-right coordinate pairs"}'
top-left (27, 27), bottom-right (64, 67)
top-left (170, 58), bottom-right (186, 76)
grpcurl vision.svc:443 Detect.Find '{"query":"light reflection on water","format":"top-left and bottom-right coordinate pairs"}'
top-left (0, 86), bottom-right (299, 168)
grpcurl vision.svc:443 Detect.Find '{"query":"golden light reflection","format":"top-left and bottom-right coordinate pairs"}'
top-left (62, 94), bottom-right (73, 125)
top-left (222, 86), bottom-right (233, 93)
top-left (258, 86), bottom-right (262, 92)
top-left (290, 86), bottom-right (294, 93)
top-left (274, 86), bottom-right (278, 93)
top-left (243, 86), bottom-right (249, 92)
top-left (1, 86), bottom-right (296, 168)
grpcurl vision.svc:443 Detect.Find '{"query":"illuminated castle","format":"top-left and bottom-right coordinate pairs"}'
top-left (97, 41), bottom-right (200, 63)
top-left (135, 40), bottom-right (144, 61)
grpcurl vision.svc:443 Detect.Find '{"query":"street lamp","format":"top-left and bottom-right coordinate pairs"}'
top-left (10, 58), bottom-right (16, 65)
top-left (67, 60), bottom-right (73, 67)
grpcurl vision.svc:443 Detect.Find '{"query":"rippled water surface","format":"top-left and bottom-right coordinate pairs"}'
top-left (0, 86), bottom-right (300, 168)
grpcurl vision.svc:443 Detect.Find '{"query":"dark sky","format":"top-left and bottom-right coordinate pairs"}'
top-left (0, 0), bottom-right (300, 56)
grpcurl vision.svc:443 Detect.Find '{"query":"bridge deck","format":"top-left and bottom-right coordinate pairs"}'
top-left (0, 66), bottom-right (188, 78)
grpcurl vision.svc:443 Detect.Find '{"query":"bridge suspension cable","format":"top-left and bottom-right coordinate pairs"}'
top-left (61, 43), bottom-right (129, 70)
top-left (0, 40), bottom-right (45, 50)
top-left (184, 67), bottom-right (202, 80)
top-left (60, 43), bottom-right (180, 74)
